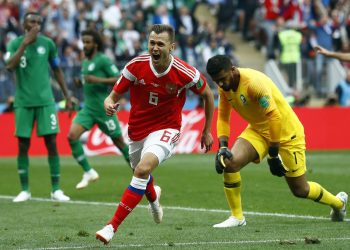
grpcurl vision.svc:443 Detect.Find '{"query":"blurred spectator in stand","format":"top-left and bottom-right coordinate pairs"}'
top-left (183, 35), bottom-right (200, 69)
top-left (329, 8), bottom-right (343, 52)
top-left (282, 0), bottom-right (302, 28)
top-left (132, 38), bottom-right (147, 56)
top-left (177, 5), bottom-right (195, 61)
top-left (239, 0), bottom-right (259, 41)
top-left (215, 0), bottom-right (235, 31)
top-left (122, 19), bottom-right (140, 58)
top-left (201, 37), bottom-right (226, 65)
top-left (276, 16), bottom-right (302, 89)
top-left (195, 20), bottom-right (215, 46)
top-left (214, 29), bottom-right (238, 64)
top-left (0, 1), bottom-right (12, 51)
top-left (309, 14), bottom-right (334, 96)
top-left (73, 0), bottom-right (88, 36)
top-left (60, 44), bottom-right (81, 100)
top-left (56, 4), bottom-right (76, 44)
top-left (259, 0), bottom-right (282, 59)
top-left (0, 43), bottom-right (15, 102)
top-left (346, 12), bottom-right (350, 44)
top-left (2, 95), bottom-right (14, 112)
top-left (335, 69), bottom-right (350, 106)
top-left (152, 4), bottom-right (176, 28)
top-left (102, 0), bottom-right (122, 30)
top-left (133, 9), bottom-right (147, 34)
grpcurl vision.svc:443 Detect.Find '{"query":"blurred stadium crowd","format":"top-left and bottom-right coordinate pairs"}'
top-left (1, 0), bottom-right (350, 111)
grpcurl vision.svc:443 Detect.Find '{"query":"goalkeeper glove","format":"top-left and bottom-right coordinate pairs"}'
top-left (267, 146), bottom-right (287, 177)
top-left (215, 147), bottom-right (232, 174)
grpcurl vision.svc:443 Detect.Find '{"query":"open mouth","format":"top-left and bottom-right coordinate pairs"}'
top-left (152, 54), bottom-right (160, 61)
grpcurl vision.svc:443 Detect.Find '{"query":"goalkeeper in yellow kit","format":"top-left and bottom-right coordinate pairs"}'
top-left (206, 55), bottom-right (347, 228)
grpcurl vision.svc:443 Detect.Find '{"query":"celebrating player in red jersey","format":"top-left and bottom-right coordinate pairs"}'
top-left (96, 24), bottom-right (214, 244)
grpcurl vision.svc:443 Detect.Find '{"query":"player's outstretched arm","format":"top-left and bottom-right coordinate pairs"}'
top-left (314, 45), bottom-right (350, 62)
top-left (84, 75), bottom-right (119, 85)
top-left (104, 90), bottom-right (122, 116)
top-left (199, 84), bottom-right (214, 152)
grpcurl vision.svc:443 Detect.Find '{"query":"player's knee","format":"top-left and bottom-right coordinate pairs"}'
top-left (67, 131), bottom-right (79, 141)
top-left (134, 163), bottom-right (152, 179)
top-left (290, 186), bottom-right (308, 198)
top-left (112, 136), bottom-right (125, 148)
top-left (225, 158), bottom-right (244, 172)
top-left (18, 138), bottom-right (30, 153)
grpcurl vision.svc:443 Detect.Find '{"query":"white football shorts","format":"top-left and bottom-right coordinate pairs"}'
top-left (129, 129), bottom-right (180, 169)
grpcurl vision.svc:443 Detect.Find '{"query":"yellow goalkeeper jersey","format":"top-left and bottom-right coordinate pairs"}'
top-left (217, 68), bottom-right (304, 143)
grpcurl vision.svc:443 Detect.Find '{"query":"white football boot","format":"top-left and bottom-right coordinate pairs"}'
top-left (96, 224), bottom-right (115, 245)
top-left (148, 185), bottom-right (163, 224)
top-left (213, 216), bottom-right (246, 228)
top-left (76, 169), bottom-right (99, 189)
top-left (330, 191), bottom-right (348, 221)
top-left (13, 191), bottom-right (31, 202)
top-left (51, 190), bottom-right (70, 201)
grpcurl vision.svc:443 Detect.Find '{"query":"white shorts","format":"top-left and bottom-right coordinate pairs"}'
top-left (129, 129), bottom-right (180, 169)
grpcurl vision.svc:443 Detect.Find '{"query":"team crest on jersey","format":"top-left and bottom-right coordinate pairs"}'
top-left (4, 52), bottom-right (10, 61)
top-left (259, 96), bottom-right (270, 108)
top-left (165, 82), bottom-right (177, 94)
top-left (137, 79), bottom-right (145, 85)
top-left (240, 94), bottom-right (247, 104)
top-left (111, 65), bottom-right (119, 73)
top-left (151, 82), bottom-right (160, 87)
top-left (88, 63), bottom-right (95, 71)
top-left (37, 46), bottom-right (46, 54)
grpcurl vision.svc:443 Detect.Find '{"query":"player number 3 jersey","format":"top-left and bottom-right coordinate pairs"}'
top-left (5, 35), bottom-right (57, 107)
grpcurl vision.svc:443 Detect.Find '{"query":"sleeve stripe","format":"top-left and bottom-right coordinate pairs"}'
top-left (122, 68), bottom-right (136, 81)
top-left (125, 54), bottom-right (150, 68)
top-left (173, 59), bottom-right (196, 78)
top-left (122, 54), bottom-right (150, 81)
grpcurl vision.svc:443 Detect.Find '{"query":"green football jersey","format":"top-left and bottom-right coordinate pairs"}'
top-left (5, 35), bottom-right (57, 107)
top-left (81, 52), bottom-right (120, 112)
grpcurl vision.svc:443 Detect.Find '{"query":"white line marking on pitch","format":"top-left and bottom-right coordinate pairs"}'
top-left (1, 195), bottom-right (348, 221)
top-left (18, 237), bottom-right (350, 250)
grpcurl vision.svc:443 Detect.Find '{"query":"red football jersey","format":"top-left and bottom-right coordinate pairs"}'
top-left (114, 54), bottom-right (207, 141)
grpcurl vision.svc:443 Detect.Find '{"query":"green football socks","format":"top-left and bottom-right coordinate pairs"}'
top-left (17, 155), bottom-right (29, 191)
top-left (48, 155), bottom-right (60, 192)
top-left (69, 139), bottom-right (92, 172)
top-left (120, 145), bottom-right (130, 165)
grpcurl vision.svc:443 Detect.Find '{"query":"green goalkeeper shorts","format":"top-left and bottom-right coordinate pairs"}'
top-left (73, 108), bottom-right (122, 138)
top-left (15, 104), bottom-right (59, 138)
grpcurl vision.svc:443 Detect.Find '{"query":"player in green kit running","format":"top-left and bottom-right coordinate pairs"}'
top-left (67, 30), bottom-right (130, 189)
top-left (5, 12), bottom-right (72, 202)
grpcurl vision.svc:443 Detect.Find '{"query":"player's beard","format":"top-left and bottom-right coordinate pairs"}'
top-left (221, 84), bottom-right (231, 92)
top-left (84, 48), bottom-right (94, 58)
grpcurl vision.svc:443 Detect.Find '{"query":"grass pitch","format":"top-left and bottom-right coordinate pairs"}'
top-left (0, 152), bottom-right (349, 249)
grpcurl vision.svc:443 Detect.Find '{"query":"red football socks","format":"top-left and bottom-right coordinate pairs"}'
top-left (108, 187), bottom-right (143, 231)
top-left (145, 175), bottom-right (156, 202)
